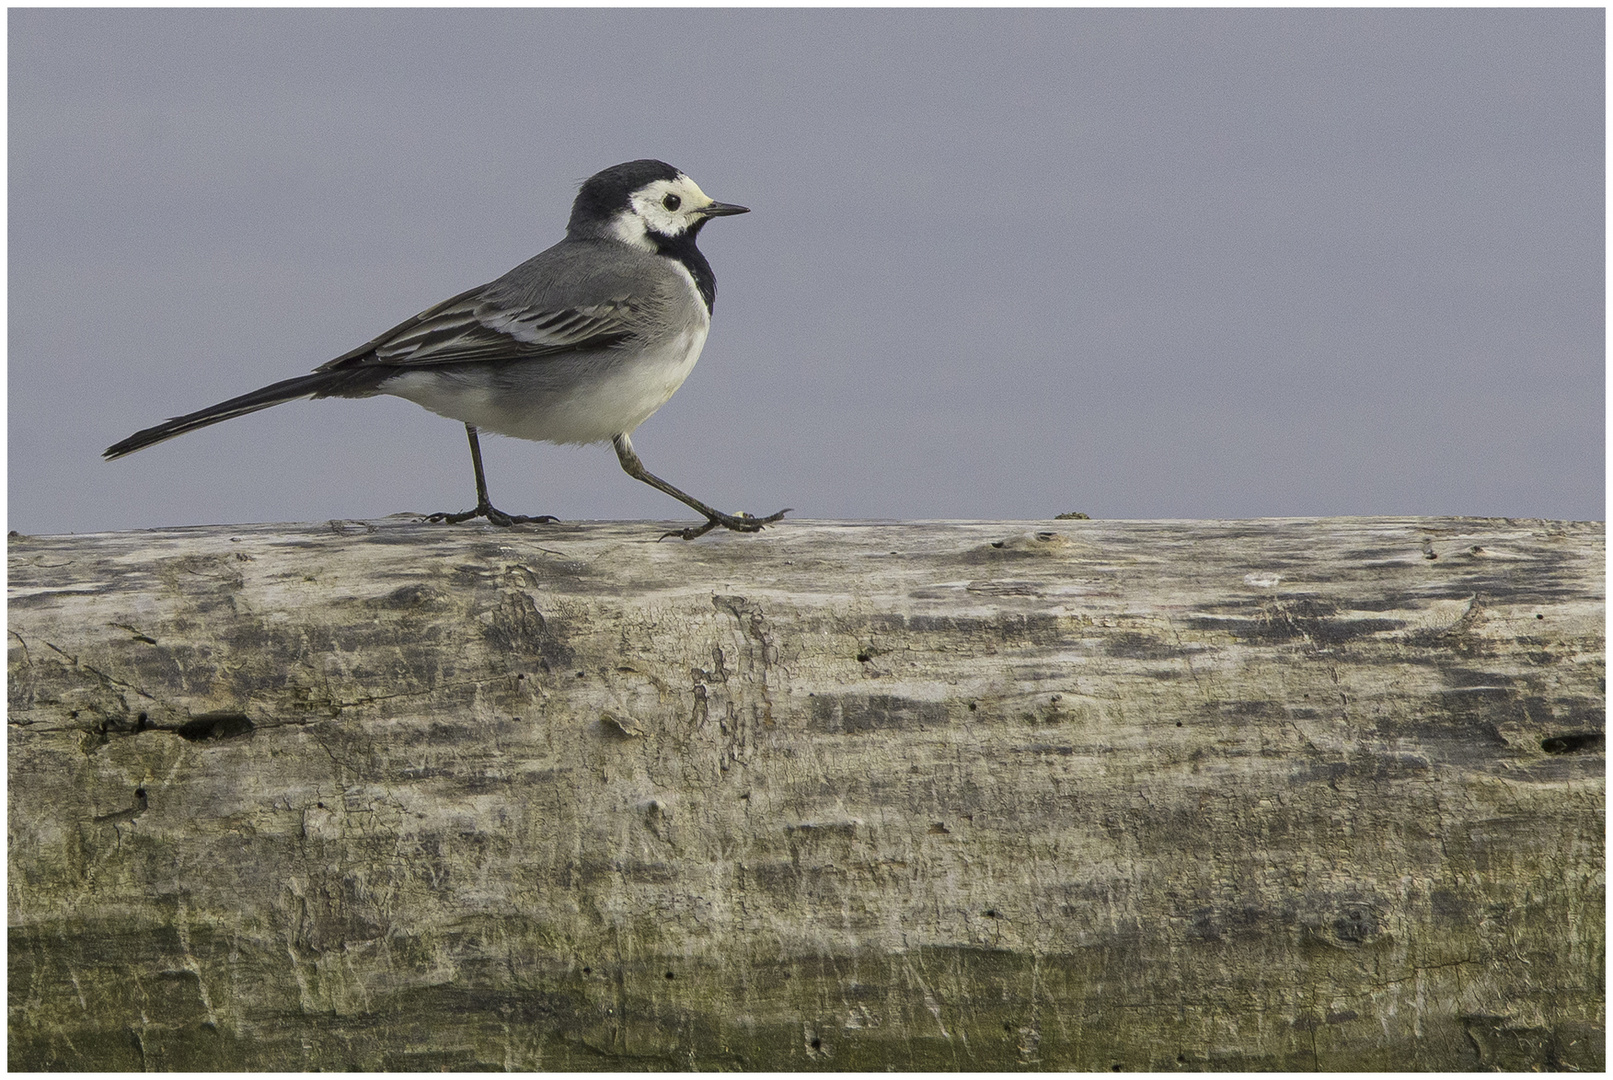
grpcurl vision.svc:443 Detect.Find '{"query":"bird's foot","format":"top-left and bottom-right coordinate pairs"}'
top-left (661, 508), bottom-right (792, 542)
top-left (426, 503), bottom-right (560, 527)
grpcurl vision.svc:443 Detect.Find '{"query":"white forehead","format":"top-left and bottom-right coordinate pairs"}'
top-left (630, 173), bottom-right (711, 204)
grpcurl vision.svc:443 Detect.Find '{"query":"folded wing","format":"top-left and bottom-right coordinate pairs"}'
top-left (319, 285), bottom-right (640, 371)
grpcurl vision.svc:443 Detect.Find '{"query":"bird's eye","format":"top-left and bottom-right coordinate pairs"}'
top-left (662, 194), bottom-right (681, 211)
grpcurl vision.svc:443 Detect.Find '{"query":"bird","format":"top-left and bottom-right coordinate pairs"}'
top-left (103, 159), bottom-right (789, 541)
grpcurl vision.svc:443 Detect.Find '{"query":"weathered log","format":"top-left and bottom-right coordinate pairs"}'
top-left (7, 516), bottom-right (1604, 1070)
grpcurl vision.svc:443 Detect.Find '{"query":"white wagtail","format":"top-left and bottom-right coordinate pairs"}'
top-left (104, 159), bottom-right (789, 540)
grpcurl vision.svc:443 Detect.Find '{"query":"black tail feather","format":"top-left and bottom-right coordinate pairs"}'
top-left (103, 369), bottom-right (371, 460)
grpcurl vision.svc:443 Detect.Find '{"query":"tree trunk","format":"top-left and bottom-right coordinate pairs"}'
top-left (7, 516), bottom-right (1604, 1070)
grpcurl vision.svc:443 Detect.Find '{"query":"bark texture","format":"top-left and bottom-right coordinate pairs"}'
top-left (7, 516), bottom-right (1605, 1070)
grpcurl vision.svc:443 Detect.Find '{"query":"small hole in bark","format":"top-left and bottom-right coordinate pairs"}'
top-left (664, 971), bottom-right (675, 980)
top-left (991, 541), bottom-right (1006, 549)
top-left (576, 671), bottom-right (586, 678)
top-left (582, 967), bottom-right (591, 975)
top-left (1176, 721), bottom-right (1183, 727)
top-left (857, 652), bottom-right (871, 663)
top-left (316, 802), bottom-right (326, 809)
top-left (810, 1038), bottom-right (822, 1049)
top-left (1541, 732), bottom-right (1602, 754)
top-left (176, 714), bottom-right (254, 742)
top-left (984, 908), bottom-right (998, 918)
top-left (968, 702), bottom-right (978, 711)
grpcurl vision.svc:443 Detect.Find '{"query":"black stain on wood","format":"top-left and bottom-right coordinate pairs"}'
top-left (1101, 632), bottom-right (1205, 661)
top-left (1189, 598), bottom-right (1407, 645)
top-left (808, 694), bottom-right (949, 734)
top-left (482, 591), bottom-right (572, 670)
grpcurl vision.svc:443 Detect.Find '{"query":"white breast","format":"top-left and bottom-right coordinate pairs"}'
top-left (542, 322), bottom-right (709, 443)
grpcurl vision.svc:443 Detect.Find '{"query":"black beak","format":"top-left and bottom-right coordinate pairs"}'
top-left (701, 200), bottom-right (750, 217)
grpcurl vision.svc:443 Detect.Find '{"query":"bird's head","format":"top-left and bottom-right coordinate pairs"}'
top-left (568, 159), bottom-right (749, 250)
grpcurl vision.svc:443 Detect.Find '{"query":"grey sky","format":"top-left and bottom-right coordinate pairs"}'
top-left (10, 8), bottom-right (1604, 533)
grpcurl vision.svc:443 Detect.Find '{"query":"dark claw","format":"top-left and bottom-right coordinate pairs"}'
top-left (660, 508), bottom-right (792, 542)
top-left (426, 503), bottom-right (560, 527)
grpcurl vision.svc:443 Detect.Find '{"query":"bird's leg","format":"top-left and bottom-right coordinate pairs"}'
top-left (426, 424), bottom-right (559, 526)
top-left (612, 433), bottom-right (790, 541)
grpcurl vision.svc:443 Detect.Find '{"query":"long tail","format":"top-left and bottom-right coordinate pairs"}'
top-left (103, 368), bottom-right (377, 459)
